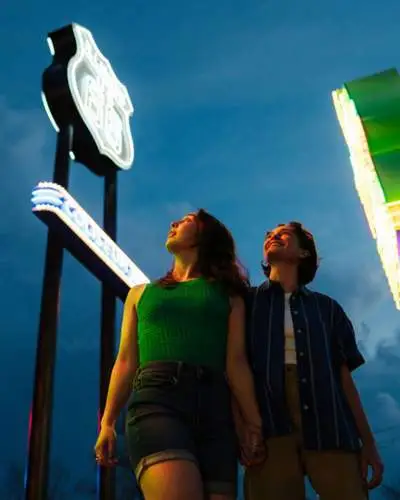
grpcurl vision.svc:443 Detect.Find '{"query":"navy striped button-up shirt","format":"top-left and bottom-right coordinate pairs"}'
top-left (246, 280), bottom-right (365, 451)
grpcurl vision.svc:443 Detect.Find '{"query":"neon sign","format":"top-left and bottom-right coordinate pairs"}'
top-left (31, 182), bottom-right (149, 292)
top-left (42, 24), bottom-right (134, 171)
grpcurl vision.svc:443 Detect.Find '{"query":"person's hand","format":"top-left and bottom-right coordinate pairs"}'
top-left (360, 441), bottom-right (384, 489)
top-left (239, 424), bottom-right (266, 467)
top-left (94, 425), bottom-right (118, 467)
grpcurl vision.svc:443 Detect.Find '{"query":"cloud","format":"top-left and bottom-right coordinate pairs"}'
top-left (377, 393), bottom-right (400, 424)
top-left (315, 261), bottom-right (388, 320)
top-left (355, 330), bottom-right (400, 392)
top-left (122, 5), bottom-right (400, 118)
top-left (0, 97), bottom-right (51, 182)
top-left (352, 333), bottom-right (400, 478)
top-left (0, 98), bottom-right (53, 296)
top-left (0, 97), bottom-right (51, 232)
top-left (374, 330), bottom-right (400, 364)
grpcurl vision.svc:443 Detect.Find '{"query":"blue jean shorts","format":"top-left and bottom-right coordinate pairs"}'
top-left (125, 361), bottom-right (238, 496)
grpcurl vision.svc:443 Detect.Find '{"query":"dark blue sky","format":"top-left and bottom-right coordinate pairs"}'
top-left (1, 1), bottom-right (400, 498)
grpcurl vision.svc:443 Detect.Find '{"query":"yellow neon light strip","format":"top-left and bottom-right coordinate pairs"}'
top-left (332, 88), bottom-right (400, 309)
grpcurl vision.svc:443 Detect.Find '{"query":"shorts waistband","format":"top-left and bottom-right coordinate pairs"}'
top-left (138, 360), bottom-right (226, 382)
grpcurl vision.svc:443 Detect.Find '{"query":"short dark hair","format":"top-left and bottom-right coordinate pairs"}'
top-left (158, 209), bottom-right (250, 296)
top-left (262, 221), bottom-right (319, 285)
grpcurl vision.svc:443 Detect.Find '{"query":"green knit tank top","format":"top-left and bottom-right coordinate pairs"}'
top-left (136, 278), bottom-right (230, 370)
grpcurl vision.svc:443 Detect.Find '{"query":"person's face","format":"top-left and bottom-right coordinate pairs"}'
top-left (166, 213), bottom-right (199, 253)
top-left (263, 224), bottom-right (306, 265)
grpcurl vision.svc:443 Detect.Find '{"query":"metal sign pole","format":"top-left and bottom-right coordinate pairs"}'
top-left (99, 168), bottom-right (118, 500)
top-left (26, 125), bottom-right (73, 500)
top-left (36, 24), bottom-right (138, 500)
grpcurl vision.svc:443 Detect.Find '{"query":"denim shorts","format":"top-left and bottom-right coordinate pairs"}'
top-left (125, 361), bottom-right (238, 496)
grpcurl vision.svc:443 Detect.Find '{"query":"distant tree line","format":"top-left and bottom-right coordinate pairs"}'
top-left (0, 459), bottom-right (141, 499)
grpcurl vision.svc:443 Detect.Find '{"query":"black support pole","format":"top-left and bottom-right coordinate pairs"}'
top-left (26, 125), bottom-right (73, 500)
top-left (99, 168), bottom-right (118, 500)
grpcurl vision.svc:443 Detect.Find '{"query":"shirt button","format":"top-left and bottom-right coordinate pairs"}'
top-left (297, 329), bottom-right (302, 333)
top-left (299, 352), bottom-right (304, 357)
top-left (303, 404), bottom-right (309, 410)
top-left (301, 378), bottom-right (307, 383)
top-left (293, 310), bottom-right (298, 315)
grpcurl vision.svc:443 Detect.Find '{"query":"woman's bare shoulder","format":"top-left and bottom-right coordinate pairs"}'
top-left (126, 283), bottom-right (149, 306)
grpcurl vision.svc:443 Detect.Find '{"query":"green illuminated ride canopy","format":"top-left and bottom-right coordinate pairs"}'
top-left (345, 68), bottom-right (400, 203)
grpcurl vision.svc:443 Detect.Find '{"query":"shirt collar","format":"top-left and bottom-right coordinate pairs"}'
top-left (260, 280), bottom-right (311, 296)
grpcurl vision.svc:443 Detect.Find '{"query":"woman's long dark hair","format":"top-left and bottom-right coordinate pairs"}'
top-left (158, 209), bottom-right (250, 296)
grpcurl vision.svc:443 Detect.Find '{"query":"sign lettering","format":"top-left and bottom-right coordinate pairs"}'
top-left (31, 182), bottom-right (149, 288)
top-left (67, 24), bottom-right (134, 170)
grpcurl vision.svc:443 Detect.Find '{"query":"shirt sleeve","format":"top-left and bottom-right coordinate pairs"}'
top-left (332, 300), bottom-right (365, 372)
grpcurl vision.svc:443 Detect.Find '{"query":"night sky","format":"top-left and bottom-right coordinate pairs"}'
top-left (1, 1), bottom-right (400, 498)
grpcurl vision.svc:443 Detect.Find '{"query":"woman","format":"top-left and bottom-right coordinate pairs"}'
top-left (94, 209), bottom-right (263, 500)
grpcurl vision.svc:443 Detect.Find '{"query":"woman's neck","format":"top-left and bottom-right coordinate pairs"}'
top-left (269, 264), bottom-right (299, 293)
top-left (172, 252), bottom-right (200, 281)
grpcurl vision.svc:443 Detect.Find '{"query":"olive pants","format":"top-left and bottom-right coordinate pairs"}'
top-left (244, 365), bottom-right (368, 500)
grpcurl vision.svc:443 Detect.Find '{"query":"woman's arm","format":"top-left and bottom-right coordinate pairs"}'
top-left (340, 365), bottom-right (374, 446)
top-left (226, 295), bottom-right (262, 428)
top-left (340, 364), bottom-right (384, 489)
top-left (100, 285), bottom-right (143, 428)
top-left (231, 397), bottom-right (245, 432)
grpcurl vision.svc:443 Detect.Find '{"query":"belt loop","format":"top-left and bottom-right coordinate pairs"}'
top-left (177, 361), bottom-right (183, 379)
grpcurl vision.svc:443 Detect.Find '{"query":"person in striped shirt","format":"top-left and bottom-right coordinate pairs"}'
top-left (236, 221), bottom-right (384, 500)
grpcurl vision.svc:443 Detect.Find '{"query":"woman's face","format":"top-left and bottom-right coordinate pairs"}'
top-left (263, 224), bottom-right (304, 265)
top-left (166, 213), bottom-right (199, 253)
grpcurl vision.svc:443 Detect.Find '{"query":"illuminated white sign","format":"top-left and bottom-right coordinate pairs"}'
top-left (63, 24), bottom-right (134, 170)
top-left (31, 182), bottom-right (149, 288)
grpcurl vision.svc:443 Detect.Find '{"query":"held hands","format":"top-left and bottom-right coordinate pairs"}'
top-left (94, 424), bottom-right (118, 467)
top-left (231, 401), bottom-right (267, 468)
top-left (238, 422), bottom-right (267, 467)
top-left (360, 441), bottom-right (384, 490)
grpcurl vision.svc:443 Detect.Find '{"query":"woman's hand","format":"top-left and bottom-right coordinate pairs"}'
top-left (239, 424), bottom-right (266, 467)
top-left (94, 425), bottom-right (118, 467)
top-left (360, 441), bottom-right (384, 490)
